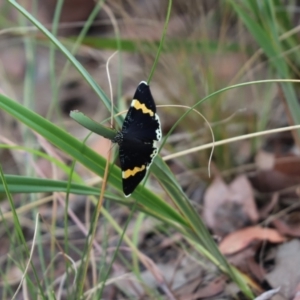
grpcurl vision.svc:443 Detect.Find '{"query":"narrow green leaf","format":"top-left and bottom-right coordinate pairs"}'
top-left (70, 111), bottom-right (116, 140)
top-left (0, 175), bottom-right (99, 196)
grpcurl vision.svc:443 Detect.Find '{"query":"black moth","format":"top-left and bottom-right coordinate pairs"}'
top-left (112, 81), bottom-right (162, 197)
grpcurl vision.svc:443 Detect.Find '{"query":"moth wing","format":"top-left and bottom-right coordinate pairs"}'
top-left (119, 142), bottom-right (158, 197)
top-left (121, 82), bottom-right (161, 142)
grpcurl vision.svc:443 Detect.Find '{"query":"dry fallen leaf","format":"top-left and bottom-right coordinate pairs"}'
top-left (219, 226), bottom-right (285, 255)
top-left (203, 175), bottom-right (258, 236)
top-left (230, 175), bottom-right (258, 222)
top-left (251, 153), bottom-right (300, 194)
top-left (250, 169), bottom-right (300, 194)
top-left (274, 154), bottom-right (300, 177)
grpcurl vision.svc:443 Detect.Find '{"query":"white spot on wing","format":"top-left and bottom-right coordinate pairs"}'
top-left (131, 99), bottom-right (137, 107)
top-left (155, 113), bottom-right (162, 141)
top-left (146, 146), bottom-right (158, 171)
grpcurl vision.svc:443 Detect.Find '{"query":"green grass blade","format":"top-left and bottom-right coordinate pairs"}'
top-left (0, 175), bottom-right (99, 195)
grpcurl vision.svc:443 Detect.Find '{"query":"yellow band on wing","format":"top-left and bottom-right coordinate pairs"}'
top-left (123, 165), bottom-right (146, 179)
top-left (132, 100), bottom-right (154, 116)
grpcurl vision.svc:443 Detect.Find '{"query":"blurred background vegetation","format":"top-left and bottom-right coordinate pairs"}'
top-left (0, 0), bottom-right (300, 299)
